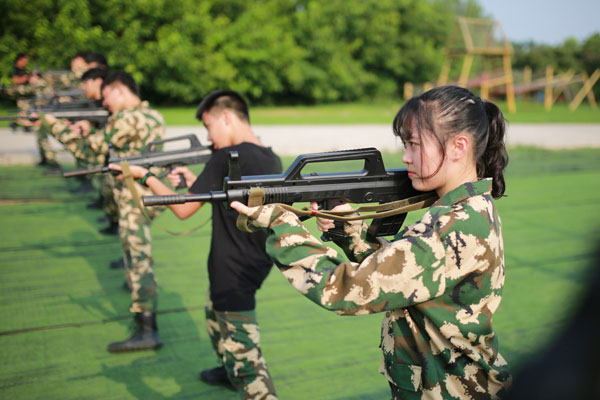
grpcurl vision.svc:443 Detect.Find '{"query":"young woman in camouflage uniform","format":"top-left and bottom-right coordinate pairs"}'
top-left (232, 85), bottom-right (511, 399)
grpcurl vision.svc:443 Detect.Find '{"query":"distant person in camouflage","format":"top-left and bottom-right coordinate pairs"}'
top-left (41, 67), bottom-right (119, 235)
top-left (11, 53), bottom-right (40, 86)
top-left (232, 85), bottom-right (512, 399)
top-left (50, 70), bottom-right (166, 352)
top-left (109, 89), bottom-right (282, 399)
top-left (25, 52), bottom-right (90, 173)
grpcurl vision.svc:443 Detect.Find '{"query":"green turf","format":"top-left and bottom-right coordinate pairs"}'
top-left (1, 147), bottom-right (600, 398)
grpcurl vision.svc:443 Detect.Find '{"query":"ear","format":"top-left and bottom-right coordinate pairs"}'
top-left (221, 109), bottom-right (232, 126)
top-left (448, 134), bottom-right (470, 161)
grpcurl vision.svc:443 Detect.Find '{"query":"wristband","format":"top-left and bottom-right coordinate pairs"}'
top-left (140, 171), bottom-right (155, 187)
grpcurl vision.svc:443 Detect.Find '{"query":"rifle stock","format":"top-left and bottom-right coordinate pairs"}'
top-left (142, 148), bottom-right (433, 237)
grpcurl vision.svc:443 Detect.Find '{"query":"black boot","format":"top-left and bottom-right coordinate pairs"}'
top-left (108, 312), bottom-right (162, 353)
top-left (109, 258), bottom-right (125, 269)
top-left (99, 221), bottom-right (119, 235)
top-left (199, 366), bottom-right (236, 391)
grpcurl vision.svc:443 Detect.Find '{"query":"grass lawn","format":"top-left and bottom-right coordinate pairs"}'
top-left (3, 98), bottom-right (598, 127)
top-left (1, 146), bottom-right (599, 399)
top-left (158, 100), bottom-right (600, 125)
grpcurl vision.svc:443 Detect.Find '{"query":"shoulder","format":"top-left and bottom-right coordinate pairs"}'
top-left (402, 194), bottom-right (495, 240)
top-left (138, 101), bottom-right (165, 125)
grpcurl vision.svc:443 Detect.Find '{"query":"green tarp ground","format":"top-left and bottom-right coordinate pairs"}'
top-left (1, 147), bottom-right (600, 399)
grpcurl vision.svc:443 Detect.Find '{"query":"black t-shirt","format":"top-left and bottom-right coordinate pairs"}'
top-left (189, 142), bottom-right (283, 311)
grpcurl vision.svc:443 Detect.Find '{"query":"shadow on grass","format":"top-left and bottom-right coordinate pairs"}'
top-left (42, 221), bottom-right (234, 399)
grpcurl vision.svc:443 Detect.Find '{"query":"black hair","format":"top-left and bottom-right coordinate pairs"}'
top-left (393, 85), bottom-right (508, 198)
top-left (15, 53), bottom-right (27, 63)
top-left (81, 67), bottom-right (107, 82)
top-left (101, 70), bottom-right (139, 97)
top-left (84, 52), bottom-right (108, 69)
top-left (196, 89), bottom-right (250, 123)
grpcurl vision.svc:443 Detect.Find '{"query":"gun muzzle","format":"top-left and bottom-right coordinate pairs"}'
top-left (142, 192), bottom-right (225, 206)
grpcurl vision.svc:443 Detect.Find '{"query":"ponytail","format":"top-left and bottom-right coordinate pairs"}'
top-left (479, 100), bottom-right (508, 198)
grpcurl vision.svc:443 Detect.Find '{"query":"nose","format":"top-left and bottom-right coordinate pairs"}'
top-left (401, 149), bottom-right (411, 165)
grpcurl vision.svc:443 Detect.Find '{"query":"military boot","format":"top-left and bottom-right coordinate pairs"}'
top-left (99, 221), bottom-right (119, 235)
top-left (107, 312), bottom-right (163, 353)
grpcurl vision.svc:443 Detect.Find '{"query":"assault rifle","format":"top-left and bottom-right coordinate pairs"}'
top-left (63, 134), bottom-right (213, 190)
top-left (0, 98), bottom-right (109, 126)
top-left (142, 148), bottom-right (434, 238)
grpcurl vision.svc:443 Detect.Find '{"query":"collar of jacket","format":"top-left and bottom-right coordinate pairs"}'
top-left (436, 178), bottom-right (493, 207)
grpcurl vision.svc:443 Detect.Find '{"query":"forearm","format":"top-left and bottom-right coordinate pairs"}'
top-left (252, 205), bottom-right (443, 315)
top-left (335, 219), bottom-right (381, 263)
top-left (144, 175), bottom-right (202, 219)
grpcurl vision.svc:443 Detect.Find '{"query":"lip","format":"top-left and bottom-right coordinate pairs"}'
top-left (407, 172), bottom-right (415, 178)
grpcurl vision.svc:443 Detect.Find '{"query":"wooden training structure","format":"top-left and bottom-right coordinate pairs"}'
top-left (492, 66), bottom-right (600, 111)
top-left (437, 17), bottom-right (516, 112)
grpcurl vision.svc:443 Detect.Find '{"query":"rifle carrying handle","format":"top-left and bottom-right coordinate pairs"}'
top-left (285, 147), bottom-right (387, 181)
top-left (144, 134), bottom-right (201, 154)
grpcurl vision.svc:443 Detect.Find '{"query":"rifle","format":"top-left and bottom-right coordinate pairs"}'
top-left (0, 98), bottom-right (109, 126)
top-left (142, 148), bottom-right (436, 238)
top-left (63, 134), bottom-right (213, 190)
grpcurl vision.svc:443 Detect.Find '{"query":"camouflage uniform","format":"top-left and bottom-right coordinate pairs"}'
top-left (243, 179), bottom-right (511, 399)
top-left (46, 120), bottom-right (119, 225)
top-left (204, 293), bottom-right (277, 399)
top-left (36, 71), bottom-right (82, 164)
top-left (51, 101), bottom-right (165, 313)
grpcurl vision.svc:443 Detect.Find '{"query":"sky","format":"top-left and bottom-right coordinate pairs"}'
top-left (479, 0), bottom-right (600, 45)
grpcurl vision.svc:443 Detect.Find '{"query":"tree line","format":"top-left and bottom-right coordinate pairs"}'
top-left (1, 0), bottom-right (597, 105)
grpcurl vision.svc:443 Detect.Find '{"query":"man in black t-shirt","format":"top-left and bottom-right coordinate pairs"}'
top-left (111, 90), bottom-right (281, 399)
top-left (11, 53), bottom-right (33, 85)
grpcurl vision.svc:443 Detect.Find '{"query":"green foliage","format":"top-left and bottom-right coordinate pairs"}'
top-left (1, 0), bottom-right (598, 105)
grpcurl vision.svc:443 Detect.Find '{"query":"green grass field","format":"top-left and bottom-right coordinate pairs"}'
top-left (158, 100), bottom-right (600, 125)
top-left (2, 99), bottom-right (599, 127)
top-left (1, 147), bottom-right (600, 399)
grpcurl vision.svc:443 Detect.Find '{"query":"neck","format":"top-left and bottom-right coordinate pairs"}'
top-left (436, 164), bottom-right (477, 198)
top-left (231, 123), bottom-right (262, 147)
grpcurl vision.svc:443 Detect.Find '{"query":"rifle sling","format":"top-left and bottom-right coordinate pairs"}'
top-left (276, 192), bottom-right (438, 222)
top-left (120, 161), bottom-right (209, 236)
top-left (236, 187), bottom-right (437, 233)
top-left (236, 187), bottom-right (265, 233)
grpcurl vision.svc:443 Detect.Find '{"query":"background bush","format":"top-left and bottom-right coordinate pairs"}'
top-left (1, 0), bottom-right (597, 105)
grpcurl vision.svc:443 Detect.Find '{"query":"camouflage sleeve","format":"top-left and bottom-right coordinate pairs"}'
top-left (106, 108), bottom-right (164, 155)
top-left (334, 218), bottom-right (381, 263)
top-left (247, 204), bottom-right (447, 316)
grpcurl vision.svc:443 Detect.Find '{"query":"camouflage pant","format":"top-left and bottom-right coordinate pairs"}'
top-left (113, 180), bottom-right (164, 313)
top-left (36, 124), bottom-right (57, 164)
top-left (205, 294), bottom-right (277, 400)
top-left (100, 174), bottom-right (119, 224)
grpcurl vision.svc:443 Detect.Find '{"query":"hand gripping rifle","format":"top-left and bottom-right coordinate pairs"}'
top-left (63, 134), bottom-right (213, 190)
top-left (142, 148), bottom-right (437, 239)
top-left (0, 98), bottom-right (109, 127)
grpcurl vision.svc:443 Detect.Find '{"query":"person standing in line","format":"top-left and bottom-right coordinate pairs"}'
top-left (46, 70), bottom-right (166, 352)
top-left (232, 85), bottom-right (512, 399)
top-left (110, 89), bottom-right (281, 399)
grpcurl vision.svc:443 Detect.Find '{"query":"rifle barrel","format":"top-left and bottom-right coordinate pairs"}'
top-left (143, 192), bottom-right (226, 206)
top-left (63, 166), bottom-right (109, 177)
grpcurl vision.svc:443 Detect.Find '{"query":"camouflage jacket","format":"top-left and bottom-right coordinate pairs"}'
top-left (245, 179), bottom-right (511, 399)
top-left (47, 101), bottom-right (165, 165)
